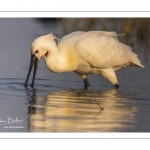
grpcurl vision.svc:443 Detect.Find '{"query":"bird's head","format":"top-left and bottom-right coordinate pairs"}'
top-left (25, 33), bottom-right (59, 87)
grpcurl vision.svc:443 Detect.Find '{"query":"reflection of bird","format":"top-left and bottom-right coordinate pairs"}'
top-left (25, 31), bottom-right (144, 88)
top-left (29, 89), bottom-right (138, 132)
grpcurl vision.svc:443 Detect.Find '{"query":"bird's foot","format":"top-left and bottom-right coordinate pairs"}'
top-left (114, 84), bottom-right (120, 89)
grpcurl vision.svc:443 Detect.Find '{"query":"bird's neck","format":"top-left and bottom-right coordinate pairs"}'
top-left (43, 47), bottom-right (79, 73)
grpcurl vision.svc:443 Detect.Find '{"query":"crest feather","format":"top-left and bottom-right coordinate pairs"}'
top-left (49, 33), bottom-right (59, 42)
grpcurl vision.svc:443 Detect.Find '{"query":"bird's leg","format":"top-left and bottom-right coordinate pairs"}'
top-left (114, 84), bottom-right (120, 89)
top-left (76, 73), bottom-right (89, 88)
top-left (101, 68), bottom-right (120, 89)
top-left (83, 77), bottom-right (89, 87)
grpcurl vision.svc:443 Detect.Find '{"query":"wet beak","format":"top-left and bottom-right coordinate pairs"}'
top-left (25, 54), bottom-right (39, 87)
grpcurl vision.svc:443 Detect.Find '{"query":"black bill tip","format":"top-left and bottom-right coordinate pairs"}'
top-left (31, 57), bottom-right (39, 88)
top-left (25, 54), bottom-right (38, 87)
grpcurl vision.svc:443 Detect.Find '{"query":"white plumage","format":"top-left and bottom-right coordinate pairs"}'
top-left (29, 31), bottom-right (144, 88)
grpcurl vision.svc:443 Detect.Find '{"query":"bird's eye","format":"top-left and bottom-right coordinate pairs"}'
top-left (35, 50), bottom-right (38, 53)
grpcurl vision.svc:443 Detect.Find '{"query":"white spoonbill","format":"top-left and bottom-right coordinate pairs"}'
top-left (25, 31), bottom-right (144, 88)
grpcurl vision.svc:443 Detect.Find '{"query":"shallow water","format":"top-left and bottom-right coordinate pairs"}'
top-left (0, 18), bottom-right (150, 132)
top-left (0, 63), bottom-right (150, 132)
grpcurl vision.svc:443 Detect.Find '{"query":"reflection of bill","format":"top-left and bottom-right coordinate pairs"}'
top-left (0, 117), bottom-right (23, 125)
top-left (28, 89), bottom-right (138, 132)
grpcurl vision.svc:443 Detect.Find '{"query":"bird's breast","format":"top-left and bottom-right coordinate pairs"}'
top-left (63, 49), bottom-right (79, 72)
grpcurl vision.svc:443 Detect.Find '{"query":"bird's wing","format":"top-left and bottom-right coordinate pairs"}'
top-left (72, 31), bottom-right (143, 69)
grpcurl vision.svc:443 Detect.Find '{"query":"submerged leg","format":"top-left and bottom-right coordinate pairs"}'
top-left (114, 84), bottom-right (120, 89)
top-left (100, 68), bottom-right (120, 89)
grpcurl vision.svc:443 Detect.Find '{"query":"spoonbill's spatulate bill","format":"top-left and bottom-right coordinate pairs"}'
top-left (25, 31), bottom-right (144, 88)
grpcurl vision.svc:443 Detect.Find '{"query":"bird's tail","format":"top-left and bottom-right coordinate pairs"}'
top-left (130, 51), bottom-right (145, 68)
top-left (130, 53), bottom-right (145, 68)
top-left (131, 62), bottom-right (145, 68)
top-left (120, 43), bottom-right (145, 68)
